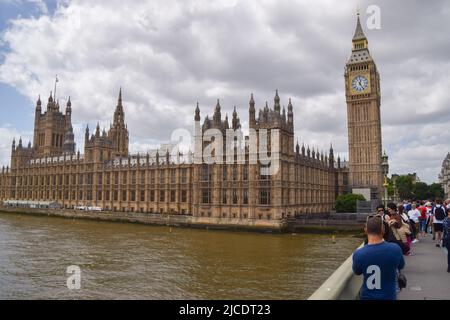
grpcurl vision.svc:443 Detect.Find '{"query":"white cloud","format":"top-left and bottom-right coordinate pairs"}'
top-left (0, 0), bottom-right (449, 183)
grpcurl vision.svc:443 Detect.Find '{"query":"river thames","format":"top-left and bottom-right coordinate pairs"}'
top-left (0, 212), bottom-right (361, 299)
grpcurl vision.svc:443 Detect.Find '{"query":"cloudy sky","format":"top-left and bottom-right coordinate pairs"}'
top-left (0, 0), bottom-right (449, 183)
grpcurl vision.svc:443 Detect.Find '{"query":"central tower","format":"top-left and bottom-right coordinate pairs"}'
top-left (33, 93), bottom-right (73, 157)
top-left (345, 13), bottom-right (383, 201)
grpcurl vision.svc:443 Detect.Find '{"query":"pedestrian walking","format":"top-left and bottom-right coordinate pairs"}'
top-left (432, 199), bottom-right (446, 247)
top-left (425, 202), bottom-right (433, 237)
top-left (418, 201), bottom-right (428, 239)
top-left (408, 203), bottom-right (420, 243)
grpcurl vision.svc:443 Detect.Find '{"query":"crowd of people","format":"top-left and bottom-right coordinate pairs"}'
top-left (377, 199), bottom-right (450, 255)
top-left (352, 198), bottom-right (450, 300)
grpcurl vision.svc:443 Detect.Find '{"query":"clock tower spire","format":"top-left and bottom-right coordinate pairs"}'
top-left (345, 12), bottom-right (383, 202)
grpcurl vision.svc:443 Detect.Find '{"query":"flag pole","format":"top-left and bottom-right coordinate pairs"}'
top-left (54, 74), bottom-right (58, 101)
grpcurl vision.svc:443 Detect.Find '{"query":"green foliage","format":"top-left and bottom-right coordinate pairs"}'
top-left (395, 175), bottom-right (415, 199)
top-left (413, 182), bottom-right (429, 200)
top-left (386, 179), bottom-right (394, 196)
top-left (335, 193), bottom-right (366, 213)
top-left (428, 183), bottom-right (445, 200)
top-left (388, 174), bottom-right (445, 200)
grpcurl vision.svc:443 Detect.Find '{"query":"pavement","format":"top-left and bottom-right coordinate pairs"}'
top-left (398, 235), bottom-right (450, 300)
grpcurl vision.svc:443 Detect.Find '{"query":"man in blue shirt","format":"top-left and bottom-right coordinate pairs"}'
top-left (352, 215), bottom-right (405, 300)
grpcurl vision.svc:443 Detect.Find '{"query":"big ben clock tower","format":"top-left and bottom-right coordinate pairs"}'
top-left (345, 13), bottom-right (383, 201)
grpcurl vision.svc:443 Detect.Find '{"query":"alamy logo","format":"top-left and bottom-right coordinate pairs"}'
top-left (170, 125), bottom-right (281, 176)
top-left (366, 265), bottom-right (381, 290)
top-left (66, 265), bottom-right (81, 290)
top-left (366, 5), bottom-right (381, 30)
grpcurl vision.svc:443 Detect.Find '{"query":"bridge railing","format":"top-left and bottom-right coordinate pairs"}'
top-left (308, 243), bottom-right (363, 300)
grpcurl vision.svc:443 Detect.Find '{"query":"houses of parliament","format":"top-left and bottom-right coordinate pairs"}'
top-left (0, 14), bottom-right (384, 220)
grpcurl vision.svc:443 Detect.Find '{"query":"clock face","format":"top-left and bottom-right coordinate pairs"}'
top-left (352, 75), bottom-right (369, 92)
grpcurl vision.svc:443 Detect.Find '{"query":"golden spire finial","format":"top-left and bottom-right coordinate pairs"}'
top-left (353, 3), bottom-right (366, 41)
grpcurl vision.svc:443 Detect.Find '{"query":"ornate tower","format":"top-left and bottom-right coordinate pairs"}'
top-left (65, 97), bottom-right (72, 126)
top-left (63, 124), bottom-right (76, 155)
top-left (249, 93), bottom-right (256, 129)
top-left (85, 122), bottom-right (113, 163)
top-left (108, 88), bottom-right (129, 157)
top-left (11, 137), bottom-right (34, 169)
top-left (62, 97), bottom-right (76, 155)
top-left (32, 92), bottom-right (73, 157)
top-left (33, 95), bottom-right (41, 150)
top-left (345, 13), bottom-right (383, 201)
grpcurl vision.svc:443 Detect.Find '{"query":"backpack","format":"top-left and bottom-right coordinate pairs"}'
top-left (434, 206), bottom-right (446, 221)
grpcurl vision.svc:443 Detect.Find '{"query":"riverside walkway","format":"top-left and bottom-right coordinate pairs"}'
top-left (398, 236), bottom-right (450, 300)
top-left (309, 235), bottom-right (450, 300)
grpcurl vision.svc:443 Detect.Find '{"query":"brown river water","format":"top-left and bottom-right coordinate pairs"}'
top-left (0, 212), bottom-right (361, 299)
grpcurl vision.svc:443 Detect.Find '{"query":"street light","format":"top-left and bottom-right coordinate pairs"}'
top-left (381, 151), bottom-right (389, 207)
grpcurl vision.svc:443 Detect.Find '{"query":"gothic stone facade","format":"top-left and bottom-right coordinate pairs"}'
top-left (439, 153), bottom-right (450, 199)
top-left (0, 88), bottom-right (349, 220)
top-left (0, 15), bottom-right (388, 220)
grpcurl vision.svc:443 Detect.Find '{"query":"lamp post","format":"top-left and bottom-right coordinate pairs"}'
top-left (393, 178), bottom-right (399, 203)
top-left (381, 151), bottom-right (389, 208)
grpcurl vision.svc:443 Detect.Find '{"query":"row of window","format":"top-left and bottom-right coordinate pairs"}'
top-left (3, 188), bottom-right (333, 205)
top-left (4, 165), bottom-right (333, 188)
top-left (35, 131), bottom-right (65, 148)
top-left (202, 164), bottom-right (272, 181)
top-left (11, 189), bottom-right (268, 204)
top-left (348, 63), bottom-right (368, 71)
top-left (9, 169), bottom-right (191, 187)
top-left (201, 212), bottom-right (277, 220)
top-left (3, 166), bottom-right (331, 183)
top-left (202, 188), bottom-right (270, 205)
top-left (11, 189), bottom-right (189, 203)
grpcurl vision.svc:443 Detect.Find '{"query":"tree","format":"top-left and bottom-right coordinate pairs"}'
top-left (335, 193), bottom-right (366, 213)
top-left (413, 182), bottom-right (429, 200)
top-left (387, 182), bottom-right (394, 197)
top-left (395, 175), bottom-right (414, 199)
top-left (429, 183), bottom-right (444, 200)
top-left (388, 174), bottom-right (445, 201)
